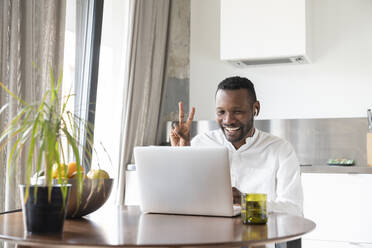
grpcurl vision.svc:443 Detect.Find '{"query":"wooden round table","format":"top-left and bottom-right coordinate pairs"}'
top-left (0, 206), bottom-right (315, 247)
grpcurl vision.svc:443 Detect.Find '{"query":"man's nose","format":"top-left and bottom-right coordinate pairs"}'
top-left (223, 112), bottom-right (235, 125)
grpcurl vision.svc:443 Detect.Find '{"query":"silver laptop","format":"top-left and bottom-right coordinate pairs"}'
top-left (133, 146), bottom-right (240, 217)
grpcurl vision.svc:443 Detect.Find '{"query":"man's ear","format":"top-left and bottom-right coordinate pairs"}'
top-left (253, 101), bottom-right (260, 116)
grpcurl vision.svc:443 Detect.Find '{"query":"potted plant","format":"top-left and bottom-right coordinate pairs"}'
top-left (0, 70), bottom-right (87, 234)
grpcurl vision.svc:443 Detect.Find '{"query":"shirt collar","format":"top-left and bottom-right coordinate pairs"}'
top-left (242, 128), bottom-right (259, 150)
top-left (220, 128), bottom-right (260, 152)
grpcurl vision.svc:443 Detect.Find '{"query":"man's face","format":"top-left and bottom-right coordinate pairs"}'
top-left (215, 89), bottom-right (258, 149)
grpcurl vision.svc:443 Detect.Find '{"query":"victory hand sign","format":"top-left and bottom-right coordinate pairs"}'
top-left (170, 101), bottom-right (195, 146)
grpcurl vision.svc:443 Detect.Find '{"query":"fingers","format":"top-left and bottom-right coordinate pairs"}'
top-left (170, 130), bottom-right (179, 146)
top-left (171, 121), bottom-right (179, 130)
top-left (233, 196), bottom-right (241, 205)
top-left (179, 101), bottom-right (195, 126)
top-left (232, 187), bottom-right (241, 194)
top-left (174, 101), bottom-right (194, 146)
top-left (232, 187), bottom-right (241, 205)
top-left (186, 107), bottom-right (195, 127)
top-left (178, 101), bottom-right (184, 125)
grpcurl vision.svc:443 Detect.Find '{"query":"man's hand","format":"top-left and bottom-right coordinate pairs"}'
top-left (232, 187), bottom-right (242, 205)
top-left (170, 101), bottom-right (195, 146)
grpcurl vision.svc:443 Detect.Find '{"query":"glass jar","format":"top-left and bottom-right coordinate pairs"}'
top-left (241, 193), bottom-right (267, 225)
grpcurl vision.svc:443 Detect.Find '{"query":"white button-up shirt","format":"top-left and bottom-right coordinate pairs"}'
top-left (191, 128), bottom-right (303, 216)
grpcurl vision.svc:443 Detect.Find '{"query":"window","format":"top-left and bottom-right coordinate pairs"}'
top-left (63, 0), bottom-right (129, 182)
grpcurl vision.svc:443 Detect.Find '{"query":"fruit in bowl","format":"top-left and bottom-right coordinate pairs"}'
top-left (51, 162), bottom-right (85, 179)
top-left (87, 169), bottom-right (110, 179)
top-left (67, 162), bottom-right (85, 178)
top-left (32, 165), bottom-right (113, 218)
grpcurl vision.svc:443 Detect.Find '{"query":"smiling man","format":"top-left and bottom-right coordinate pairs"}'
top-left (170, 76), bottom-right (303, 216)
top-left (214, 80), bottom-right (259, 149)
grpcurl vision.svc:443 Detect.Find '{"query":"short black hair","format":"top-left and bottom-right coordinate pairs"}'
top-left (216, 76), bottom-right (257, 102)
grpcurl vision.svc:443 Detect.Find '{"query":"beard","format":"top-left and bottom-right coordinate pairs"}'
top-left (219, 119), bottom-right (254, 144)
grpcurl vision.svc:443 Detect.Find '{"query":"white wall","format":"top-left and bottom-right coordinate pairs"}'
top-left (190, 0), bottom-right (372, 120)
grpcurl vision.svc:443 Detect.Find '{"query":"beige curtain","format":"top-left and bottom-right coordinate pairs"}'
top-left (0, 0), bottom-right (66, 212)
top-left (116, 0), bottom-right (170, 205)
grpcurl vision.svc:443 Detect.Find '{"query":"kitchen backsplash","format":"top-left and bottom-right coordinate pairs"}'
top-left (163, 118), bottom-right (368, 166)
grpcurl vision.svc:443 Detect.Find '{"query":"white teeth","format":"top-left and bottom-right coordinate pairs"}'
top-left (225, 127), bottom-right (240, 132)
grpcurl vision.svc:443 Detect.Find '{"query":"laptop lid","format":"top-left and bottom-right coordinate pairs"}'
top-left (134, 146), bottom-right (238, 217)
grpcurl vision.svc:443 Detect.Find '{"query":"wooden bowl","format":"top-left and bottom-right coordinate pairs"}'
top-left (66, 178), bottom-right (113, 218)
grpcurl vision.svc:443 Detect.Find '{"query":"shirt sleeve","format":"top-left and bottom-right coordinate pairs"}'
top-left (268, 142), bottom-right (304, 216)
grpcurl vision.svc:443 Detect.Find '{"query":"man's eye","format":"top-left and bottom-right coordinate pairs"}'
top-left (217, 111), bottom-right (224, 116)
top-left (234, 111), bottom-right (242, 114)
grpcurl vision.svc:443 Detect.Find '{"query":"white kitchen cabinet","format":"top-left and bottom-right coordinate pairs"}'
top-left (302, 239), bottom-right (372, 248)
top-left (302, 173), bottom-right (372, 244)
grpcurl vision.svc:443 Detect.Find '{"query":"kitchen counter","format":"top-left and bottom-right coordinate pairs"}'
top-left (300, 165), bottom-right (372, 174)
top-left (128, 164), bottom-right (372, 174)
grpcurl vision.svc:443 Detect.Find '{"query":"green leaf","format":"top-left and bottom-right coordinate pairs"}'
top-left (0, 81), bottom-right (28, 106)
top-left (0, 70), bottom-right (95, 207)
top-left (26, 113), bottom-right (41, 194)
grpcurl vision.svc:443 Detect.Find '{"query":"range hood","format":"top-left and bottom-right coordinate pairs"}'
top-left (220, 0), bottom-right (311, 67)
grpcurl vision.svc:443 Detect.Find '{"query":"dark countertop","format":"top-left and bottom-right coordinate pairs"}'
top-left (300, 165), bottom-right (372, 174)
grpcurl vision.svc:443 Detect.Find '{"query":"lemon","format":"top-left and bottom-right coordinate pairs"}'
top-left (52, 163), bottom-right (68, 179)
top-left (87, 169), bottom-right (110, 179)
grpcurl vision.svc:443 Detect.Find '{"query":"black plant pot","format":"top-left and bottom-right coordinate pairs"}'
top-left (19, 184), bottom-right (71, 234)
